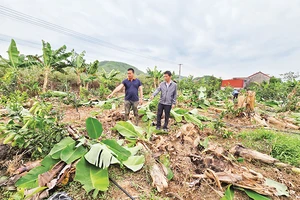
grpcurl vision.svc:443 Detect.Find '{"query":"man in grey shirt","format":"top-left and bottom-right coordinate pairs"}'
top-left (150, 71), bottom-right (177, 131)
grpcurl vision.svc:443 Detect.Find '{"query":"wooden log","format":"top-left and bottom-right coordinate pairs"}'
top-left (230, 144), bottom-right (278, 164)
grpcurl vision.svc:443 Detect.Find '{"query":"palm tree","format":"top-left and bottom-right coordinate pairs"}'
top-left (32, 41), bottom-right (72, 93)
top-left (146, 66), bottom-right (163, 88)
top-left (70, 50), bottom-right (86, 88)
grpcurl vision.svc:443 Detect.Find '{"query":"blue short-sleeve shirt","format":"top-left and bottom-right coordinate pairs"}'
top-left (122, 78), bottom-right (142, 101)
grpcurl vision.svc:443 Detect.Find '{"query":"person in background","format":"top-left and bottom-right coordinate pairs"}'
top-left (150, 71), bottom-right (177, 132)
top-left (232, 88), bottom-right (239, 100)
top-left (107, 68), bottom-right (143, 125)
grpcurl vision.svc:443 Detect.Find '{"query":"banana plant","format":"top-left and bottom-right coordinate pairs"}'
top-left (0, 39), bottom-right (37, 91)
top-left (99, 68), bottom-right (120, 90)
top-left (70, 50), bottom-right (86, 88)
top-left (83, 60), bottom-right (99, 90)
top-left (31, 41), bottom-right (72, 93)
top-left (146, 66), bottom-right (163, 88)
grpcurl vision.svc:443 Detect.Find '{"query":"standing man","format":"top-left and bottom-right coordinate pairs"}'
top-left (108, 68), bottom-right (143, 125)
top-left (150, 71), bottom-right (177, 131)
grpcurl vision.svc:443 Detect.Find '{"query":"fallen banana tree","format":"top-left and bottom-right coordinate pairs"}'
top-left (3, 117), bottom-right (145, 199)
top-left (230, 144), bottom-right (300, 174)
top-left (112, 121), bottom-right (173, 192)
top-left (189, 142), bottom-right (292, 199)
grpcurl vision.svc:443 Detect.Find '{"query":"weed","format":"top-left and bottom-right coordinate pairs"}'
top-left (239, 129), bottom-right (300, 166)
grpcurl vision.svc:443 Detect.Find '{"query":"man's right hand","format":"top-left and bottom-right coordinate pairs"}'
top-left (107, 94), bottom-right (113, 99)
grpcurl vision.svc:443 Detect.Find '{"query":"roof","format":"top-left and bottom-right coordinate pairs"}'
top-left (248, 71), bottom-right (270, 78)
top-left (221, 79), bottom-right (244, 88)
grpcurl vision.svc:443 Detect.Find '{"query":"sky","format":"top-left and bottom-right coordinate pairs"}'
top-left (0, 0), bottom-right (300, 79)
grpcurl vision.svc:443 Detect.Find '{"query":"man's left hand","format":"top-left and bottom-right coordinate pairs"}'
top-left (139, 99), bottom-right (143, 105)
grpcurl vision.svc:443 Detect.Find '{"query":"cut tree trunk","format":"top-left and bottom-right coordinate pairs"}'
top-left (76, 73), bottom-right (81, 86)
top-left (42, 67), bottom-right (50, 93)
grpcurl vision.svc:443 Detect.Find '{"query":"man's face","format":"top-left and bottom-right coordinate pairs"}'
top-left (164, 74), bottom-right (171, 82)
top-left (127, 70), bottom-right (134, 79)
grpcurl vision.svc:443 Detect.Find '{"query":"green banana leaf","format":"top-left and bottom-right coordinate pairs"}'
top-left (75, 157), bottom-right (109, 193)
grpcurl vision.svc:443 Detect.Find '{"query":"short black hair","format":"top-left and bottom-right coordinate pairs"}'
top-left (128, 68), bottom-right (135, 73)
top-left (164, 71), bottom-right (172, 77)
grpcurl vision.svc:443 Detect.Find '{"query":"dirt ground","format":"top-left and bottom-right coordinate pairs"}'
top-left (1, 103), bottom-right (300, 200)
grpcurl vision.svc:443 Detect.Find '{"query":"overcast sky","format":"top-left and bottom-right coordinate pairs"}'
top-left (0, 0), bottom-right (300, 78)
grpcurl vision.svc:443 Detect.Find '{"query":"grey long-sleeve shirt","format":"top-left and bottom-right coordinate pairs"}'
top-left (152, 81), bottom-right (177, 105)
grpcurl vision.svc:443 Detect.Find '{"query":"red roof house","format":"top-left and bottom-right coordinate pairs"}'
top-left (221, 79), bottom-right (245, 89)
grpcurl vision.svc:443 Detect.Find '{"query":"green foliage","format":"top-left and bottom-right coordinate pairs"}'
top-left (159, 154), bottom-right (174, 180)
top-left (239, 129), bottom-right (300, 166)
top-left (122, 155), bottom-right (145, 172)
top-left (14, 118), bottom-right (145, 196)
top-left (15, 156), bottom-right (59, 188)
top-left (1, 101), bottom-right (67, 158)
top-left (49, 137), bottom-right (76, 159)
top-left (75, 157), bottom-right (109, 193)
top-left (139, 104), bottom-right (156, 122)
top-left (221, 185), bottom-right (234, 200)
top-left (86, 117), bottom-right (103, 139)
top-left (112, 121), bottom-right (145, 141)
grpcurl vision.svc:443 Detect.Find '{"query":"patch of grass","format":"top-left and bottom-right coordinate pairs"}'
top-left (238, 129), bottom-right (300, 166)
top-left (0, 188), bottom-right (14, 200)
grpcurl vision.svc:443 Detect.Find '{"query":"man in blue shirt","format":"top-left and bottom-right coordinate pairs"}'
top-left (108, 68), bottom-right (143, 125)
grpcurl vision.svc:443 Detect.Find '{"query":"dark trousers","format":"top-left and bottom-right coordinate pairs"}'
top-left (233, 93), bottom-right (238, 99)
top-left (156, 103), bottom-right (172, 129)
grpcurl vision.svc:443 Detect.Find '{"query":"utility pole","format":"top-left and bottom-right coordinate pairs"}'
top-left (178, 64), bottom-right (183, 81)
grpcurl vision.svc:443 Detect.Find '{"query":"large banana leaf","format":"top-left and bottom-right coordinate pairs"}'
top-left (87, 60), bottom-right (99, 74)
top-left (15, 156), bottom-right (59, 189)
top-left (112, 121), bottom-right (144, 140)
top-left (184, 113), bottom-right (203, 129)
top-left (102, 139), bottom-right (131, 162)
top-left (84, 143), bottom-right (116, 168)
top-left (7, 39), bottom-right (20, 68)
top-left (75, 157), bottom-right (109, 192)
top-left (123, 155), bottom-right (145, 172)
top-left (170, 110), bottom-right (183, 122)
top-left (86, 117), bottom-right (103, 139)
top-left (60, 144), bottom-right (87, 164)
top-left (49, 137), bottom-right (75, 159)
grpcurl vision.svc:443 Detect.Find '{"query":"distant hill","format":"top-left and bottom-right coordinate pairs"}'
top-left (98, 61), bottom-right (145, 75)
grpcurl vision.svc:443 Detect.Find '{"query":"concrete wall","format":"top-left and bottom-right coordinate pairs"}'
top-left (245, 73), bottom-right (270, 87)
